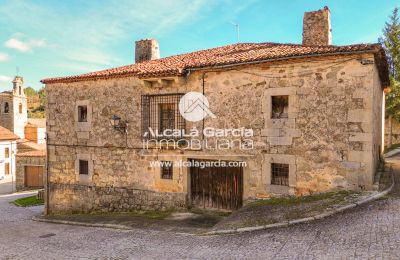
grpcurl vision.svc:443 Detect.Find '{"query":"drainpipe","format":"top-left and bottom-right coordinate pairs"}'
top-left (45, 132), bottom-right (49, 215)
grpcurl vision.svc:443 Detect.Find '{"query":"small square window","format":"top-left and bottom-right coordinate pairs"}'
top-left (271, 163), bottom-right (289, 186)
top-left (271, 96), bottom-right (289, 119)
top-left (5, 148), bottom-right (9, 158)
top-left (4, 163), bottom-right (10, 175)
top-left (79, 160), bottom-right (89, 175)
top-left (160, 161), bottom-right (173, 179)
top-left (78, 106), bottom-right (88, 122)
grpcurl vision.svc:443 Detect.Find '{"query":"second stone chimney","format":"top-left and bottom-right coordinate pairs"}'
top-left (135, 39), bottom-right (160, 63)
top-left (302, 6), bottom-right (332, 46)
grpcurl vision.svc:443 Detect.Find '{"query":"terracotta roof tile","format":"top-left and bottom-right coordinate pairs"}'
top-left (41, 42), bottom-right (389, 86)
top-left (0, 126), bottom-right (19, 141)
top-left (17, 149), bottom-right (46, 157)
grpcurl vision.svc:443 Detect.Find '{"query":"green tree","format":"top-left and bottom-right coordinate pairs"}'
top-left (24, 86), bottom-right (37, 96)
top-left (380, 7), bottom-right (400, 146)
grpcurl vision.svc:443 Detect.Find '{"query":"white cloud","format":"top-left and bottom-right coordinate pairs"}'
top-left (5, 37), bottom-right (47, 52)
top-left (0, 52), bottom-right (10, 61)
top-left (0, 75), bottom-right (12, 83)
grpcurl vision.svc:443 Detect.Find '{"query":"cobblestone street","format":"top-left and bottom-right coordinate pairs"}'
top-left (1, 156), bottom-right (400, 259)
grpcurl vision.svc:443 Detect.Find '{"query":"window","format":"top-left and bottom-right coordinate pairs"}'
top-left (271, 163), bottom-right (289, 186)
top-left (4, 163), bottom-right (10, 175)
top-left (141, 94), bottom-right (185, 139)
top-left (78, 106), bottom-right (88, 122)
top-left (5, 148), bottom-right (9, 158)
top-left (4, 102), bottom-right (9, 113)
top-left (271, 95), bottom-right (289, 119)
top-left (159, 103), bottom-right (175, 133)
top-left (19, 103), bottom-right (22, 114)
top-left (19, 86), bottom-right (22, 96)
top-left (79, 160), bottom-right (89, 175)
top-left (160, 161), bottom-right (173, 179)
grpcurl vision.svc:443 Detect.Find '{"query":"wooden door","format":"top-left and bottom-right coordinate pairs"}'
top-left (190, 160), bottom-right (243, 210)
top-left (25, 166), bottom-right (44, 187)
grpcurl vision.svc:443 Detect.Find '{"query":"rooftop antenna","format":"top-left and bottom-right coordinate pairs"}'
top-left (229, 21), bottom-right (240, 43)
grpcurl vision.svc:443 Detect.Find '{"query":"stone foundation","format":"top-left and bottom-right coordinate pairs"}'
top-left (48, 183), bottom-right (187, 214)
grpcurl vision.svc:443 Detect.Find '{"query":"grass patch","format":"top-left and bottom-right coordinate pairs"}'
top-left (13, 195), bottom-right (44, 207)
top-left (246, 190), bottom-right (354, 208)
top-left (384, 143), bottom-right (400, 153)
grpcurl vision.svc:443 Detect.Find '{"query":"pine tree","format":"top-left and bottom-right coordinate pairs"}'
top-left (379, 7), bottom-right (400, 146)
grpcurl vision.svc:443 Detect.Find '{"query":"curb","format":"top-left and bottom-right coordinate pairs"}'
top-left (202, 167), bottom-right (395, 236)
top-left (384, 148), bottom-right (400, 158)
top-left (32, 216), bottom-right (133, 230)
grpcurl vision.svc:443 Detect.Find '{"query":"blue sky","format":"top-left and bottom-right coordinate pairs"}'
top-left (0, 0), bottom-right (398, 90)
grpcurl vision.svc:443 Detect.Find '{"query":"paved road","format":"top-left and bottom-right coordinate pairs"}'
top-left (2, 156), bottom-right (400, 259)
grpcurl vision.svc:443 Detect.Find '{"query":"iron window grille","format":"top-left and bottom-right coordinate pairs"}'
top-left (160, 161), bottom-right (173, 179)
top-left (78, 106), bottom-right (88, 122)
top-left (79, 160), bottom-right (89, 175)
top-left (141, 93), bottom-right (185, 139)
top-left (271, 95), bottom-right (289, 119)
top-left (271, 163), bottom-right (289, 186)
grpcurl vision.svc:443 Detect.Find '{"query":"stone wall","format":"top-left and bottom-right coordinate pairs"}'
top-left (16, 155), bottom-right (46, 190)
top-left (385, 118), bottom-right (400, 146)
top-left (45, 53), bottom-right (384, 213)
top-left (302, 7), bottom-right (331, 45)
top-left (49, 183), bottom-right (186, 214)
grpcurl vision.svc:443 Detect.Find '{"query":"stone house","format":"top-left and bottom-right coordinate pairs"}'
top-left (0, 76), bottom-right (46, 191)
top-left (42, 7), bottom-right (389, 214)
top-left (0, 126), bottom-right (18, 194)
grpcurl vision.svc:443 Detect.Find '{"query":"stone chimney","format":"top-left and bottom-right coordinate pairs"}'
top-left (302, 6), bottom-right (332, 45)
top-left (135, 39), bottom-right (160, 63)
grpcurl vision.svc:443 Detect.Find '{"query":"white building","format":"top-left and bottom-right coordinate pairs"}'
top-left (0, 126), bottom-right (18, 194)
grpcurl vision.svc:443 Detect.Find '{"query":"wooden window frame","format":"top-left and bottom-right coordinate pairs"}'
top-left (4, 163), bottom-right (10, 175)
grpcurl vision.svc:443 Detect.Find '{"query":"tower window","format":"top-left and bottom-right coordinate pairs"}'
top-left (78, 106), bottom-right (87, 122)
top-left (19, 103), bottom-right (22, 114)
top-left (4, 102), bottom-right (9, 113)
top-left (19, 86), bottom-right (21, 96)
top-left (5, 148), bottom-right (9, 158)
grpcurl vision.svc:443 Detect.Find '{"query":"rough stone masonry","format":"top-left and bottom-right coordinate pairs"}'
top-left (42, 7), bottom-right (388, 214)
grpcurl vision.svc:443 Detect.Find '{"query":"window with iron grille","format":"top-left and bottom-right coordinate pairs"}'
top-left (141, 94), bottom-right (185, 139)
top-left (271, 163), bottom-right (289, 186)
top-left (79, 160), bottom-right (89, 175)
top-left (160, 161), bottom-right (173, 179)
top-left (4, 163), bottom-right (10, 175)
top-left (271, 95), bottom-right (289, 119)
top-left (78, 106), bottom-right (88, 122)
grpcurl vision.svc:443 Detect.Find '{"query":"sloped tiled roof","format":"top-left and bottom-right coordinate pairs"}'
top-left (41, 42), bottom-right (389, 86)
top-left (17, 150), bottom-right (46, 157)
top-left (0, 126), bottom-right (19, 141)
